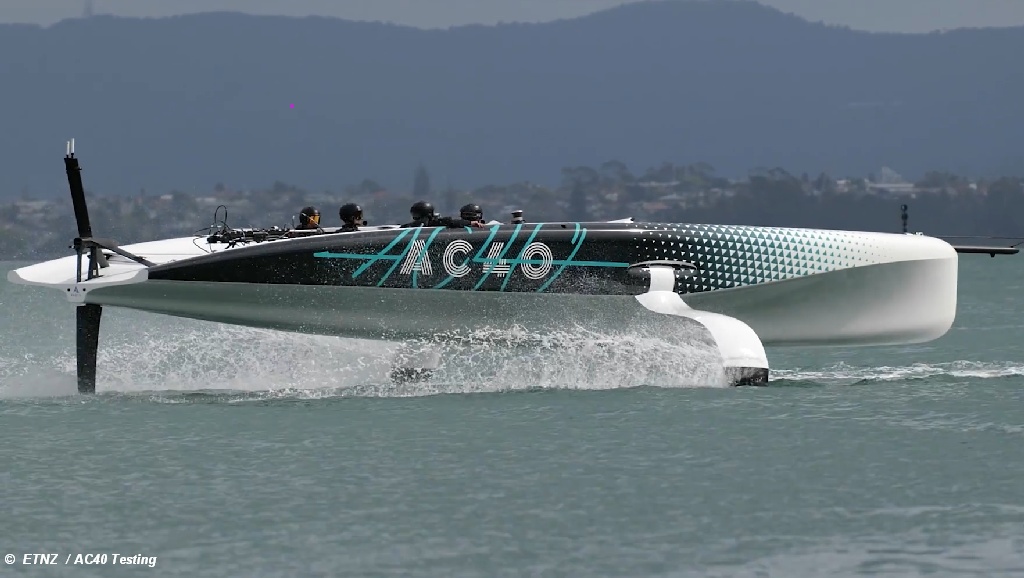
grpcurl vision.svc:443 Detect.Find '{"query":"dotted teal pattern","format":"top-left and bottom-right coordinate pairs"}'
top-left (639, 223), bottom-right (891, 293)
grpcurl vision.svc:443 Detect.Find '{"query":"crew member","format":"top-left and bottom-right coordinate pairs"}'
top-left (459, 203), bottom-right (484, 223)
top-left (296, 206), bottom-right (321, 230)
top-left (402, 201), bottom-right (436, 227)
top-left (338, 203), bottom-right (365, 232)
top-left (401, 201), bottom-right (483, 228)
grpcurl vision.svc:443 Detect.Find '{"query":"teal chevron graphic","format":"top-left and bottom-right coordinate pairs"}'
top-left (313, 223), bottom-right (629, 291)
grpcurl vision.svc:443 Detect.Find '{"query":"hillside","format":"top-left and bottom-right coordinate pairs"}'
top-left (1, 0), bottom-right (1023, 199)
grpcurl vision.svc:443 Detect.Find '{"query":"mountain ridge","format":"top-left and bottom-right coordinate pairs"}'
top-left (2, 0), bottom-right (1022, 199)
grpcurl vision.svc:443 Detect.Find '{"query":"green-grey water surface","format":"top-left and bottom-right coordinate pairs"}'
top-left (1, 257), bottom-right (1022, 577)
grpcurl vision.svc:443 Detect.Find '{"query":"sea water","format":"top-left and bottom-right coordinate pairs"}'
top-left (1, 257), bottom-right (1022, 577)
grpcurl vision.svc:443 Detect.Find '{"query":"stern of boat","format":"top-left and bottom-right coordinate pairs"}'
top-left (683, 233), bottom-right (958, 347)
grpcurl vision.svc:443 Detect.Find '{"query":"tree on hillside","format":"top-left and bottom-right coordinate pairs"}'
top-left (600, 160), bottom-right (634, 185)
top-left (641, 162), bottom-right (676, 183)
top-left (569, 184), bottom-right (589, 221)
top-left (987, 177), bottom-right (1024, 200)
top-left (443, 185), bottom-right (458, 214)
top-left (346, 178), bottom-right (384, 197)
top-left (686, 162), bottom-right (715, 180)
top-left (561, 166), bottom-right (600, 189)
top-left (744, 167), bottom-right (806, 205)
top-left (675, 162), bottom-right (719, 191)
top-left (915, 171), bottom-right (963, 190)
top-left (813, 172), bottom-right (836, 195)
top-left (413, 164), bottom-right (431, 199)
top-left (562, 166), bottom-right (599, 221)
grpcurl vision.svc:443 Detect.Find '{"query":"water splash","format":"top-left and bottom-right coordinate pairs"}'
top-left (0, 317), bottom-right (726, 399)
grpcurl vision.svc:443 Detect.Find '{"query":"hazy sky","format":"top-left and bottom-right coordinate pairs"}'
top-left (3, 0), bottom-right (1024, 33)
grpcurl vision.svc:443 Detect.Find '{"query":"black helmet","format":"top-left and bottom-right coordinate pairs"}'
top-left (298, 206), bottom-right (320, 228)
top-left (459, 203), bottom-right (482, 221)
top-left (339, 203), bottom-right (363, 225)
top-left (410, 201), bottom-right (434, 221)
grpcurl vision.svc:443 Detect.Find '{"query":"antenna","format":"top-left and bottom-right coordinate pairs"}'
top-left (900, 203), bottom-right (908, 234)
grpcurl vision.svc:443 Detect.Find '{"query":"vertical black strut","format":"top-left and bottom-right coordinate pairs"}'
top-left (65, 140), bottom-right (103, 393)
top-left (76, 304), bottom-right (102, 394)
top-left (65, 143), bottom-right (92, 239)
top-left (65, 140), bottom-right (106, 281)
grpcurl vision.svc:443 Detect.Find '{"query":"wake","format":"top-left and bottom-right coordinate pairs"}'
top-left (0, 321), bottom-right (728, 399)
top-left (772, 360), bottom-right (1024, 387)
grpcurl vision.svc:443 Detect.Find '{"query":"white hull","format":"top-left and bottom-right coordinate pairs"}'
top-left (8, 229), bottom-right (959, 346)
top-left (52, 251), bottom-right (955, 348)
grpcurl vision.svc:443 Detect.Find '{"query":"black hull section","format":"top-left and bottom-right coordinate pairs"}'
top-left (148, 221), bottom-right (898, 297)
top-left (150, 223), bottom-right (682, 296)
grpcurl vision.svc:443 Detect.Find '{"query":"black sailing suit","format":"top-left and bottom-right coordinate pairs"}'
top-left (401, 215), bottom-right (476, 229)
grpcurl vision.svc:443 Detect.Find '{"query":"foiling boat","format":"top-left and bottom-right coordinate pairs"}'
top-left (7, 141), bottom-right (1012, 392)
